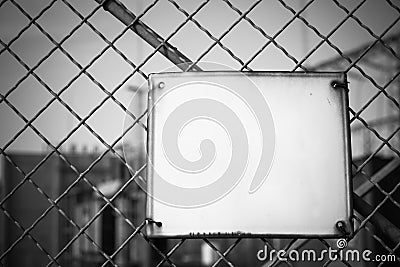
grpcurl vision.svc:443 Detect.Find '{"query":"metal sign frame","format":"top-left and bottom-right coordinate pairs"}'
top-left (146, 72), bottom-right (352, 238)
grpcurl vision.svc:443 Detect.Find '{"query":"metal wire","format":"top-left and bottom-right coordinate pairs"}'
top-left (0, 0), bottom-right (399, 266)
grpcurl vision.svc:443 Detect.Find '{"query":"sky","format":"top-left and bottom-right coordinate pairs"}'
top-left (0, 0), bottom-right (399, 157)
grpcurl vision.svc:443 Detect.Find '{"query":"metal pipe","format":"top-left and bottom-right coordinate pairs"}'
top-left (95, 0), bottom-right (202, 71)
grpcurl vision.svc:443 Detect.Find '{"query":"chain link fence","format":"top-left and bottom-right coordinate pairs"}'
top-left (0, 0), bottom-right (400, 266)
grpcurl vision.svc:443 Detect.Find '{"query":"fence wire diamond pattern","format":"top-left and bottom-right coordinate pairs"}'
top-left (0, 0), bottom-right (400, 266)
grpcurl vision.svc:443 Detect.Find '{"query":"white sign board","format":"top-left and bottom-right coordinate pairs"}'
top-left (146, 72), bottom-right (352, 238)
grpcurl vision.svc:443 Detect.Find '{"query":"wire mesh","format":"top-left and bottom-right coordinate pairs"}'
top-left (0, 0), bottom-right (399, 266)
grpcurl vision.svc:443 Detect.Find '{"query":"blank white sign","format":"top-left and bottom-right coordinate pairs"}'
top-left (146, 72), bottom-right (352, 238)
